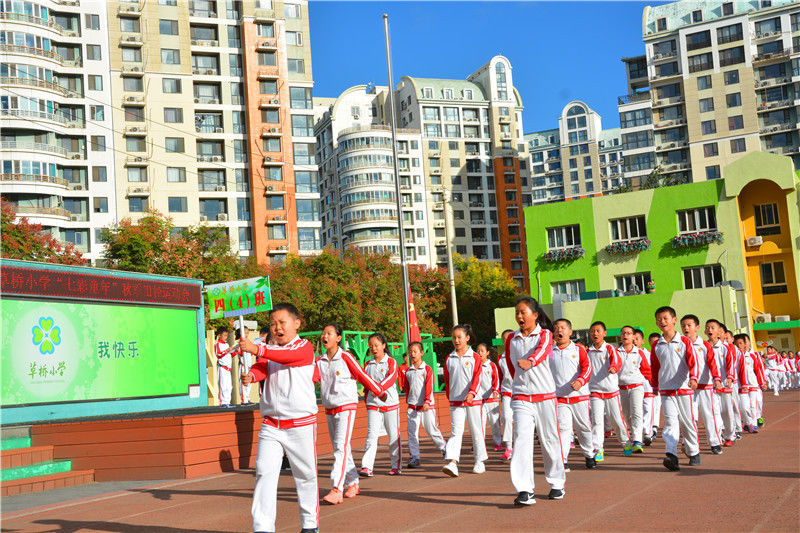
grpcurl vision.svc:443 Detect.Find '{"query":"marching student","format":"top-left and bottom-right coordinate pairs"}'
top-left (646, 332), bottom-right (663, 442)
top-left (734, 333), bottom-right (766, 433)
top-left (402, 341), bottom-right (446, 468)
top-left (635, 330), bottom-right (657, 445)
top-left (650, 306), bottom-right (700, 471)
top-left (505, 296), bottom-right (565, 506)
top-left (360, 333), bottom-right (402, 477)
top-left (617, 326), bottom-right (652, 454)
top-left (587, 321), bottom-right (632, 461)
top-left (235, 326), bottom-right (254, 405)
top-left (214, 327), bottom-right (233, 408)
top-left (442, 324), bottom-right (487, 477)
top-left (497, 329), bottom-right (515, 461)
top-left (315, 323), bottom-right (389, 504)
top-left (550, 318), bottom-right (595, 470)
top-left (724, 329), bottom-right (744, 438)
top-left (765, 347), bottom-right (782, 396)
top-left (477, 343), bottom-right (503, 452)
top-left (705, 319), bottom-right (737, 447)
top-left (239, 303), bottom-right (319, 533)
top-left (680, 315), bottom-right (724, 455)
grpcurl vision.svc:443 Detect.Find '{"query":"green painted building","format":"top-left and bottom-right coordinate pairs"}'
top-left (496, 152), bottom-right (800, 342)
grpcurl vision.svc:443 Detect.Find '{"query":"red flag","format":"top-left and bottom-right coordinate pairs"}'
top-left (407, 288), bottom-right (421, 343)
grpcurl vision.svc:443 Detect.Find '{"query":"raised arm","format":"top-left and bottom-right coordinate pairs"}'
top-left (256, 339), bottom-right (315, 367)
top-left (342, 352), bottom-right (384, 396)
top-left (527, 329), bottom-right (553, 366)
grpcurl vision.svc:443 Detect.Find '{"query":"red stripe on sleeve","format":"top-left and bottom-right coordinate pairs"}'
top-left (468, 354), bottom-right (482, 396)
top-left (424, 365), bottom-right (434, 406)
top-left (527, 329), bottom-right (553, 366)
top-left (638, 348), bottom-right (652, 382)
top-left (649, 340), bottom-right (660, 390)
top-left (703, 340), bottom-right (721, 381)
top-left (343, 352), bottom-right (383, 396)
top-left (577, 345), bottom-right (592, 385)
top-left (681, 336), bottom-right (698, 381)
top-left (256, 339), bottom-right (315, 367)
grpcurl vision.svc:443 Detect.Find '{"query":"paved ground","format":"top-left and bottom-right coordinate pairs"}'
top-left (2, 392), bottom-right (798, 532)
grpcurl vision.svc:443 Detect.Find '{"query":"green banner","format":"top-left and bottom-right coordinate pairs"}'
top-left (1, 298), bottom-right (200, 407)
top-left (206, 276), bottom-right (272, 319)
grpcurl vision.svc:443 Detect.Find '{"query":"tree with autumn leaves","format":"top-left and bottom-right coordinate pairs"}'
top-left (0, 201), bottom-right (86, 265)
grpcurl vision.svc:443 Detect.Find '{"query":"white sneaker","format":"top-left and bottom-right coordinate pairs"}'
top-left (442, 460), bottom-right (459, 477)
top-left (472, 461), bottom-right (485, 474)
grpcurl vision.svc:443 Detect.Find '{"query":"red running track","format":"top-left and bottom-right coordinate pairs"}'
top-left (2, 392), bottom-right (798, 532)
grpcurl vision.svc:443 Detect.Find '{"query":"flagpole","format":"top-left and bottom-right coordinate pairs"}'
top-left (382, 13), bottom-right (411, 344)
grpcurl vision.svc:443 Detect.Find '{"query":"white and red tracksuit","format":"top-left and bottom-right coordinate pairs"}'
top-left (710, 339), bottom-right (737, 442)
top-left (618, 345), bottom-right (652, 444)
top-left (738, 351), bottom-right (765, 427)
top-left (316, 348), bottom-right (386, 491)
top-left (765, 354), bottom-right (781, 394)
top-left (640, 346), bottom-right (661, 435)
top-left (401, 361), bottom-right (446, 461)
top-left (505, 326), bottom-right (565, 494)
top-left (361, 354), bottom-right (402, 471)
top-left (729, 343), bottom-right (744, 432)
top-left (215, 339), bottom-right (232, 405)
top-left (248, 336), bottom-right (318, 533)
top-left (587, 342), bottom-right (630, 452)
top-left (497, 351), bottom-right (514, 449)
top-left (550, 341), bottom-right (593, 461)
top-left (650, 333), bottom-right (699, 458)
top-left (443, 347), bottom-right (486, 465)
top-left (690, 337), bottom-right (723, 447)
top-left (480, 360), bottom-right (502, 448)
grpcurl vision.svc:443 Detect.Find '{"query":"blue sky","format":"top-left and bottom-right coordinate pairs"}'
top-left (308, 1), bottom-right (668, 132)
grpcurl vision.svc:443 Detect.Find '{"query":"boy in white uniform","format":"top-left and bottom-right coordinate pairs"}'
top-left (705, 319), bottom-right (737, 447)
top-left (550, 319), bottom-right (595, 470)
top-left (402, 341), bottom-right (446, 467)
top-left (239, 303), bottom-right (319, 533)
top-left (214, 327), bottom-right (233, 407)
top-left (617, 326), bottom-right (652, 453)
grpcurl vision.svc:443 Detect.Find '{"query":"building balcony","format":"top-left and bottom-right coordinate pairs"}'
top-left (617, 92), bottom-right (651, 105)
top-left (765, 145), bottom-right (798, 155)
top-left (261, 154), bottom-right (284, 165)
top-left (757, 99), bottom-right (794, 112)
top-left (650, 71), bottom-right (681, 83)
top-left (0, 43), bottom-right (63, 65)
top-left (655, 140), bottom-right (688, 151)
top-left (122, 94), bottom-right (145, 106)
top-left (346, 234), bottom-right (399, 245)
top-left (341, 198), bottom-right (396, 209)
top-left (197, 154), bottom-right (225, 163)
top-left (753, 30), bottom-right (782, 41)
top-left (338, 161), bottom-right (394, 172)
top-left (195, 124), bottom-right (224, 134)
top-left (1, 173), bottom-right (69, 188)
top-left (0, 76), bottom-right (78, 97)
top-left (0, 11), bottom-right (66, 34)
top-left (651, 95), bottom-right (684, 108)
top-left (260, 126), bottom-right (282, 137)
top-left (12, 206), bottom-right (71, 220)
top-left (118, 3), bottom-right (142, 16)
top-left (190, 39), bottom-right (220, 47)
top-left (125, 155), bottom-right (148, 165)
top-left (254, 7), bottom-right (276, 21)
top-left (341, 215), bottom-right (398, 230)
top-left (1, 108), bottom-right (84, 128)
top-left (755, 76), bottom-right (792, 88)
top-left (126, 185), bottom-right (150, 196)
top-left (121, 64), bottom-right (144, 76)
top-left (267, 245), bottom-right (290, 255)
top-left (192, 67), bottom-right (220, 76)
top-left (759, 123), bottom-right (798, 135)
top-left (753, 48), bottom-right (792, 64)
top-left (256, 39), bottom-right (277, 51)
top-left (0, 141), bottom-right (69, 157)
top-left (660, 161), bottom-right (690, 172)
top-left (124, 125), bottom-right (148, 136)
top-left (654, 117), bottom-right (686, 128)
top-left (651, 50), bottom-right (677, 62)
top-left (257, 66), bottom-right (280, 79)
top-left (194, 96), bottom-right (221, 105)
top-left (120, 33), bottom-right (143, 47)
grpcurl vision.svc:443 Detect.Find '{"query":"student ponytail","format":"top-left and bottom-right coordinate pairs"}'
top-left (515, 296), bottom-right (554, 332)
top-left (452, 323), bottom-right (473, 343)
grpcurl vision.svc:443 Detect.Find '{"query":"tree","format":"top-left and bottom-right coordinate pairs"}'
top-left (453, 254), bottom-right (518, 344)
top-left (0, 200), bottom-right (87, 265)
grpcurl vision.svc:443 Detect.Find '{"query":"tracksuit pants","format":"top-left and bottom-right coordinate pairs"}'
top-left (620, 385), bottom-right (645, 443)
top-left (482, 400), bottom-right (503, 447)
top-left (326, 409), bottom-right (358, 491)
top-left (510, 398), bottom-right (565, 493)
top-left (715, 391), bottom-right (736, 442)
top-left (218, 367), bottom-right (232, 405)
top-left (407, 407), bottom-right (445, 460)
top-left (590, 392), bottom-right (631, 453)
top-left (661, 394), bottom-right (699, 457)
top-left (731, 384), bottom-right (743, 432)
top-left (361, 406), bottom-right (401, 471)
top-left (768, 370), bottom-right (781, 395)
top-left (252, 422), bottom-right (318, 532)
top-left (501, 394), bottom-right (514, 448)
top-left (694, 388), bottom-right (721, 447)
top-left (754, 389), bottom-right (763, 419)
top-left (643, 390), bottom-right (661, 436)
top-left (445, 404), bottom-right (487, 464)
top-left (557, 399), bottom-right (593, 461)
top-left (739, 389), bottom-right (759, 427)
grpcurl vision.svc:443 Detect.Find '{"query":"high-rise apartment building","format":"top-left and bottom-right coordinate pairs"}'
top-left (107, 0), bottom-right (319, 263)
top-left (1, 0), bottom-right (118, 262)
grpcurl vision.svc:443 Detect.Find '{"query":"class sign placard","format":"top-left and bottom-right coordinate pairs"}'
top-left (207, 276), bottom-right (272, 319)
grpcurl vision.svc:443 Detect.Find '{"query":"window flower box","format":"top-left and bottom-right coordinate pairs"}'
top-left (604, 238), bottom-right (651, 255)
top-left (544, 246), bottom-right (585, 262)
top-left (671, 230), bottom-right (723, 248)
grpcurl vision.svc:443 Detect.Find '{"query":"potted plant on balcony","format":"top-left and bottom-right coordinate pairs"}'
top-left (604, 237), bottom-right (652, 255)
top-left (543, 246), bottom-right (586, 263)
top-left (646, 280), bottom-right (656, 294)
top-left (671, 230), bottom-right (724, 248)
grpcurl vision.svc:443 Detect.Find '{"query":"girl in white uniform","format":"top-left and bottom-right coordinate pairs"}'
top-left (401, 341), bottom-right (446, 467)
top-left (360, 333), bottom-right (402, 476)
top-left (497, 329), bottom-right (515, 461)
top-left (505, 296), bottom-right (565, 506)
top-left (477, 343), bottom-right (502, 452)
top-left (316, 323), bottom-right (388, 504)
top-left (442, 324), bottom-right (487, 477)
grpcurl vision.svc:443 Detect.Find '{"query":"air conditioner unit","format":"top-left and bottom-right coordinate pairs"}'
top-left (433, 221), bottom-right (445, 228)
top-left (209, 99), bottom-right (218, 104)
top-left (73, 185), bottom-right (84, 190)
top-left (66, 31), bottom-right (79, 37)
top-left (215, 127), bottom-right (223, 133)
top-left (127, 36), bottom-right (138, 42)
top-left (747, 236), bottom-right (763, 247)
top-left (131, 66), bottom-right (140, 72)
top-left (273, 215), bottom-right (285, 221)
top-left (70, 215), bottom-right (79, 221)
top-left (129, 127), bottom-right (138, 132)
top-left (278, 245), bottom-right (288, 251)
top-left (135, 156), bottom-right (144, 162)
top-left (266, 186), bottom-right (275, 191)
top-left (269, 128), bottom-right (278, 133)
top-left (754, 313), bottom-right (772, 324)
top-left (775, 315), bottom-right (791, 322)
top-left (353, 114), bottom-right (360, 120)
top-left (264, 156), bottom-right (273, 162)
top-left (194, 98), bottom-right (201, 103)
top-left (217, 213), bottom-right (228, 221)
top-left (199, 215), bottom-right (208, 221)
top-left (191, 40), bottom-right (199, 45)
top-left (211, 156), bottom-right (222, 162)
top-left (270, 99), bottom-right (279, 104)
top-left (71, 153), bottom-right (81, 160)
top-left (205, 69), bottom-right (215, 75)
top-left (215, 186), bottom-right (226, 192)
top-left (195, 127), bottom-right (202, 132)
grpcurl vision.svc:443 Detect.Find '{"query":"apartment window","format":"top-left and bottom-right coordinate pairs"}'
top-left (703, 142), bottom-right (718, 157)
top-left (699, 98), bottom-right (714, 113)
top-left (754, 203), bottom-right (780, 236)
top-left (86, 44), bottom-right (101, 60)
top-left (121, 48), bottom-right (142, 62)
top-left (129, 197), bottom-right (148, 212)
top-left (291, 115), bottom-right (314, 137)
top-left (464, 89), bottom-right (473, 100)
top-left (126, 167), bottom-right (146, 182)
top-left (92, 166), bottom-right (107, 182)
top-left (120, 17), bottom-right (140, 32)
top-left (163, 78), bottom-right (181, 94)
top-left (717, 22), bottom-right (742, 44)
top-left (719, 46), bottom-right (744, 67)
top-left (656, 18), bottom-right (667, 31)
top-left (90, 105), bottom-right (104, 120)
top-left (266, 167), bottom-right (282, 181)
top-left (701, 120), bottom-right (716, 135)
top-left (165, 137), bottom-right (184, 153)
top-left (551, 280), bottom-right (586, 299)
top-left (284, 3), bottom-right (301, 18)
top-left (258, 51), bottom-right (276, 66)
top-left (87, 75), bottom-right (102, 91)
top-left (159, 19), bottom-right (178, 35)
top-left (296, 199), bottom-right (319, 221)
top-left (199, 199), bottom-right (226, 219)
top-left (93, 197), bottom-right (108, 213)
top-left (126, 137), bottom-right (146, 152)
top-left (167, 167), bottom-right (186, 182)
top-left (90, 136), bottom-right (105, 152)
top-left (238, 227), bottom-right (252, 251)
top-left (760, 262), bottom-right (787, 294)
top-left (726, 92), bottom-right (741, 108)
top-left (724, 70), bottom-right (739, 85)
top-left (547, 225), bottom-right (581, 250)
top-left (164, 108), bottom-right (183, 123)
top-left (697, 75), bottom-right (712, 90)
top-left (686, 30), bottom-right (711, 51)
top-left (298, 228), bottom-right (320, 251)
top-left (677, 206), bottom-right (716, 233)
top-left (288, 59), bottom-right (305, 73)
top-left (705, 165), bottom-right (721, 180)
top-left (722, 2), bottom-right (733, 16)
top-left (295, 171), bottom-right (318, 193)
top-left (267, 224), bottom-right (286, 240)
top-left (260, 80), bottom-right (278, 95)
top-left (290, 87), bottom-right (312, 109)
top-left (616, 272), bottom-right (651, 293)
top-left (168, 197), bottom-right (188, 213)
top-left (691, 9), bottom-right (702, 23)
top-left (263, 138), bottom-right (280, 152)
top-left (683, 265), bottom-right (723, 289)
top-left (610, 215), bottom-right (646, 242)
top-left (161, 49), bottom-right (180, 64)
top-left (727, 113), bottom-right (745, 132)
top-left (258, 23), bottom-right (274, 37)
top-left (422, 87), bottom-right (433, 98)
top-left (286, 31), bottom-right (303, 46)
top-left (85, 13), bottom-right (100, 30)
top-left (620, 108), bottom-right (651, 128)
